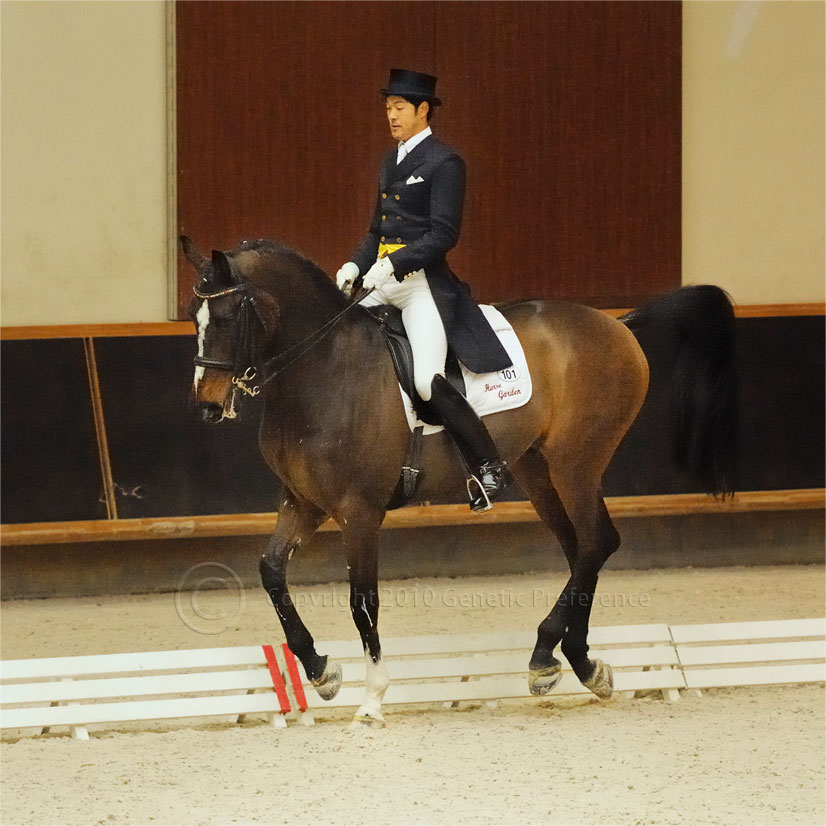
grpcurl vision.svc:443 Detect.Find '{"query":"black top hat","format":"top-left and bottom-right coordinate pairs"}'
top-left (381, 68), bottom-right (442, 106)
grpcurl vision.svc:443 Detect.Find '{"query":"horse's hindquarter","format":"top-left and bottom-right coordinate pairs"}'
top-left (498, 300), bottom-right (649, 463)
top-left (415, 300), bottom-right (650, 502)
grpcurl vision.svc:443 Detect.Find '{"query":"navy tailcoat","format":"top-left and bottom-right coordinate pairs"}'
top-left (352, 135), bottom-right (512, 374)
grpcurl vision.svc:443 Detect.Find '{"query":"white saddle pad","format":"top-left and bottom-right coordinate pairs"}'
top-left (399, 305), bottom-right (532, 435)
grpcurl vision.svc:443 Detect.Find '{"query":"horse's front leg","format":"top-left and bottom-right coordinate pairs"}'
top-left (258, 490), bottom-right (342, 698)
top-left (342, 520), bottom-right (389, 728)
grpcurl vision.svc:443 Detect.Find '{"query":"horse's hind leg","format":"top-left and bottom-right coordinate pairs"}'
top-left (341, 516), bottom-right (389, 728)
top-left (258, 490), bottom-right (342, 697)
top-left (511, 448), bottom-right (577, 695)
top-left (559, 495), bottom-right (620, 698)
top-left (521, 313), bottom-right (643, 699)
top-left (514, 447), bottom-right (621, 698)
top-left (548, 466), bottom-right (621, 698)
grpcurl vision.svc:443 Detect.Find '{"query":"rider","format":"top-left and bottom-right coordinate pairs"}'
top-left (336, 68), bottom-right (512, 512)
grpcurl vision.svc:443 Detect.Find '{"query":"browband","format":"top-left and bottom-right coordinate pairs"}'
top-left (193, 283), bottom-right (248, 299)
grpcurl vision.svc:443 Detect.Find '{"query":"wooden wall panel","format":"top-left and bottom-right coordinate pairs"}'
top-left (176, 1), bottom-right (681, 316)
top-left (0, 317), bottom-right (822, 533)
top-left (436, 1), bottom-right (681, 305)
top-left (0, 340), bottom-right (106, 523)
top-left (604, 316), bottom-right (825, 495)
top-left (93, 336), bottom-right (277, 518)
top-left (176, 1), bottom-right (436, 312)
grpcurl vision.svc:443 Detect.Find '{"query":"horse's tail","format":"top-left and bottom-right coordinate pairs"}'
top-left (619, 285), bottom-right (739, 498)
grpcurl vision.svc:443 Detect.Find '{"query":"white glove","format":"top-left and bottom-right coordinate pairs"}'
top-left (362, 257), bottom-right (394, 290)
top-left (335, 262), bottom-right (359, 292)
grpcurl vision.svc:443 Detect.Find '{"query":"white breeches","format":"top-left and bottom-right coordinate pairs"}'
top-left (361, 269), bottom-right (447, 401)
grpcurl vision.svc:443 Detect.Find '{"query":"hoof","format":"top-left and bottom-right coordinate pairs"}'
top-left (528, 662), bottom-right (563, 696)
top-left (350, 713), bottom-right (385, 730)
top-left (583, 659), bottom-right (614, 700)
top-left (312, 659), bottom-right (342, 701)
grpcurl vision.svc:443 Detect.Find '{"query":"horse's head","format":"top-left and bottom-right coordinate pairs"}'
top-left (181, 236), bottom-right (278, 422)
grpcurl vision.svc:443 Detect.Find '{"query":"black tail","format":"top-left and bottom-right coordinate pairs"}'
top-left (620, 285), bottom-right (739, 497)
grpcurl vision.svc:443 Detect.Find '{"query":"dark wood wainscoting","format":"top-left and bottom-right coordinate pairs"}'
top-left (2, 311), bottom-right (822, 534)
top-left (175, 1), bottom-right (681, 316)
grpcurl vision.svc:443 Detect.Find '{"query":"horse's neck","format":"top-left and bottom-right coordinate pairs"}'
top-left (266, 276), bottom-right (348, 352)
top-left (250, 250), bottom-right (384, 427)
top-left (263, 306), bottom-right (382, 419)
top-left (273, 303), bottom-right (336, 349)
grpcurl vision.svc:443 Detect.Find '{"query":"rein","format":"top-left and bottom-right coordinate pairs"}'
top-left (194, 281), bottom-right (372, 397)
top-left (257, 289), bottom-right (371, 385)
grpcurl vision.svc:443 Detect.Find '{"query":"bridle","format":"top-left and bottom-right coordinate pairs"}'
top-left (193, 282), bottom-right (267, 396)
top-left (193, 280), bottom-right (372, 398)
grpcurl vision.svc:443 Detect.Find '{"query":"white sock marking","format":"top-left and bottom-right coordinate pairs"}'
top-left (356, 654), bottom-right (389, 721)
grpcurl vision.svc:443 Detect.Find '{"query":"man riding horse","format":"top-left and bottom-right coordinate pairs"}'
top-left (336, 68), bottom-right (512, 512)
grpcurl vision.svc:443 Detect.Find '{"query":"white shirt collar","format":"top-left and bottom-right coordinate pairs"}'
top-left (397, 126), bottom-right (432, 164)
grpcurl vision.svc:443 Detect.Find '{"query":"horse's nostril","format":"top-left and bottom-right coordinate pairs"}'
top-left (198, 402), bottom-right (224, 423)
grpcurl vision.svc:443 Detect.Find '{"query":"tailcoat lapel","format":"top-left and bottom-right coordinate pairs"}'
top-left (384, 135), bottom-right (435, 186)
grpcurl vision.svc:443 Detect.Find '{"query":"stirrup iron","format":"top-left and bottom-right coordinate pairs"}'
top-left (466, 474), bottom-right (493, 513)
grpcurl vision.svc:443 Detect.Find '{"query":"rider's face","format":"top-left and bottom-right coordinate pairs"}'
top-left (385, 96), bottom-right (429, 144)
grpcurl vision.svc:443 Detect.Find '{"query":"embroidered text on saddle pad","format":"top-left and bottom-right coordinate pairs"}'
top-left (399, 305), bottom-right (533, 435)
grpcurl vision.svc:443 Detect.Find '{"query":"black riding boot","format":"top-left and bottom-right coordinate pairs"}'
top-left (428, 374), bottom-right (509, 512)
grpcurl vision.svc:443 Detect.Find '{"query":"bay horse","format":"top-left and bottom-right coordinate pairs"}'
top-left (182, 236), bottom-right (738, 726)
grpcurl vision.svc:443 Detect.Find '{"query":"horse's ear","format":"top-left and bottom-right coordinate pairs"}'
top-left (180, 235), bottom-right (208, 270)
top-left (210, 250), bottom-right (237, 288)
top-left (250, 286), bottom-right (279, 337)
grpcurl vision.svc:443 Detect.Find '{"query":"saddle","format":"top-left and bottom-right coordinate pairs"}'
top-left (365, 305), bottom-right (467, 510)
top-left (365, 305), bottom-right (466, 425)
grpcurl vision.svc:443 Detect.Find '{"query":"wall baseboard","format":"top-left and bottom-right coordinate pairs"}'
top-left (2, 489), bottom-right (822, 548)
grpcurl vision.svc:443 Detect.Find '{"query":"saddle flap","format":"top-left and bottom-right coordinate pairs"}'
top-left (365, 306), bottom-right (466, 424)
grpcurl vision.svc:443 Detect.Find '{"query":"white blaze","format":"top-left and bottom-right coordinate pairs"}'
top-left (223, 388), bottom-right (238, 420)
top-left (194, 299), bottom-right (209, 390)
